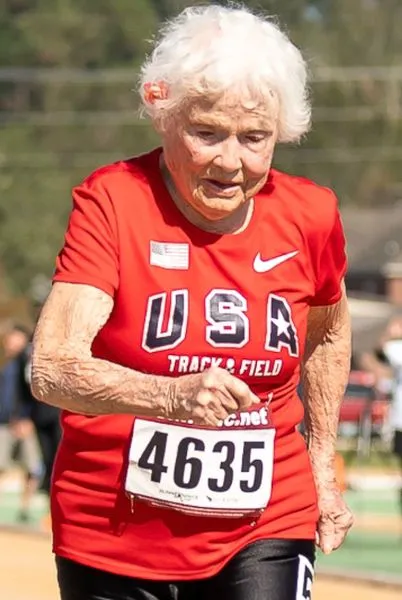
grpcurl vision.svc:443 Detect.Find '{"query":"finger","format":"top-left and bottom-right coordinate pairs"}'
top-left (205, 409), bottom-right (222, 427)
top-left (196, 406), bottom-right (222, 427)
top-left (317, 518), bottom-right (336, 555)
top-left (194, 390), bottom-right (228, 423)
top-left (212, 387), bottom-right (239, 413)
top-left (330, 526), bottom-right (350, 551)
top-left (202, 371), bottom-right (251, 411)
top-left (202, 368), bottom-right (260, 409)
top-left (330, 514), bottom-right (354, 550)
top-left (208, 397), bottom-right (230, 421)
top-left (330, 531), bottom-right (346, 551)
top-left (191, 405), bottom-right (218, 427)
top-left (222, 375), bottom-right (260, 409)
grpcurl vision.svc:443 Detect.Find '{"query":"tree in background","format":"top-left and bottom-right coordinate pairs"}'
top-left (0, 0), bottom-right (401, 294)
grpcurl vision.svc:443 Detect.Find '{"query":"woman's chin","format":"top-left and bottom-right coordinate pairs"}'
top-left (194, 191), bottom-right (245, 221)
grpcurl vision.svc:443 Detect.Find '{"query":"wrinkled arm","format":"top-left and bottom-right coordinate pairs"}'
top-left (301, 285), bottom-right (351, 482)
top-left (31, 282), bottom-right (172, 416)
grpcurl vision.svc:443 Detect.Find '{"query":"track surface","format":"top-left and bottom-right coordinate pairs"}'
top-left (1, 530), bottom-right (401, 600)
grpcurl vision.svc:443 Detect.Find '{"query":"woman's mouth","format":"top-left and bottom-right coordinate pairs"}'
top-left (203, 179), bottom-right (242, 196)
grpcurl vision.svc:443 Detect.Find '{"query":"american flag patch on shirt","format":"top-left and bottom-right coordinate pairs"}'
top-left (150, 241), bottom-right (189, 270)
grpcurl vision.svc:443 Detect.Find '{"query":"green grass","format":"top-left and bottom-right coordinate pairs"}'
top-left (346, 488), bottom-right (400, 515)
top-left (0, 491), bottom-right (48, 526)
top-left (319, 531), bottom-right (402, 578)
top-left (318, 488), bottom-right (402, 579)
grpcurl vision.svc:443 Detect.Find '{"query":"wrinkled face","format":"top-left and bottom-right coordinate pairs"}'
top-left (162, 90), bottom-right (280, 221)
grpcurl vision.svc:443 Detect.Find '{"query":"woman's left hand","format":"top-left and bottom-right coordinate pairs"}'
top-left (315, 479), bottom-right (353, 554)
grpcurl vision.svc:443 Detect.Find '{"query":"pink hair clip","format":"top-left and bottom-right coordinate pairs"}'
top-left (143, 81), bottom-right (169, 104)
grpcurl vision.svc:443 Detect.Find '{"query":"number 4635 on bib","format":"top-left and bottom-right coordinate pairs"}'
top-left (125, 419), bottom-right (276, 518)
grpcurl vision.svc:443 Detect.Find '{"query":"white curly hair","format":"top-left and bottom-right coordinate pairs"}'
top-left (138, 4), bottom-right (311, 143)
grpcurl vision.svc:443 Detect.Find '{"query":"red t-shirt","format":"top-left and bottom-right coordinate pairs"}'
top-left (52, 148), bottom-right (347, 580)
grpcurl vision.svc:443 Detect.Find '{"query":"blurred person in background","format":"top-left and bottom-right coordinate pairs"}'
top-left (17, 331), bottom-right (61, 526)
top-left (0, 323), bottom-right (42, 522)
top-left (381, 317), bottom-right (402, 526)
top-left (31, 5), bottom-right (352, 600)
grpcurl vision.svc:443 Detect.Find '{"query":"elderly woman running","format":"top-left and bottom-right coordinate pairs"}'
top-left (31, 5), bottom-right (353, 600)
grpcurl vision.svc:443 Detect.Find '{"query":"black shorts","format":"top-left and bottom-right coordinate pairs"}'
top-left (56, 538), bottom-right (315, 600)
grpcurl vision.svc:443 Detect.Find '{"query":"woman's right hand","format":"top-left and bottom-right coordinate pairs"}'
top-left (167, 367), bottom-right (260, 426)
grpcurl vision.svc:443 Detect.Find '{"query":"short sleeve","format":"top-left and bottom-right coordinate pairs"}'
top-left (53, 179), bottom-right (119, 297)
top-left (310, 204), bottom-right (347, 307)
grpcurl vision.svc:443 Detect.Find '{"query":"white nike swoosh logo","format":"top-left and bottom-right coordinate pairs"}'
top-left (253, 251), bottom-right (299, 273)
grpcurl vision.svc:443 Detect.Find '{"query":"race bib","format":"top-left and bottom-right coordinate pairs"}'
top-left (125, 418), bottom-right (275, 518)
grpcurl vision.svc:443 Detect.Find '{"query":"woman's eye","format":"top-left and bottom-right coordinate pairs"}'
top-left (245, 133), bottom-right (266, 144)
top-left (196, 130), bottom-right (215, 140)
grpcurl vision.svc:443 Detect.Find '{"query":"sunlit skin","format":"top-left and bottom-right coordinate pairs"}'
top-left (160, 90), bottom-right (280, 234)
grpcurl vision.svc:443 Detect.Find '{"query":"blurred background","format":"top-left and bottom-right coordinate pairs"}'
top-left (0, 1), bottom-right (402, 599)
